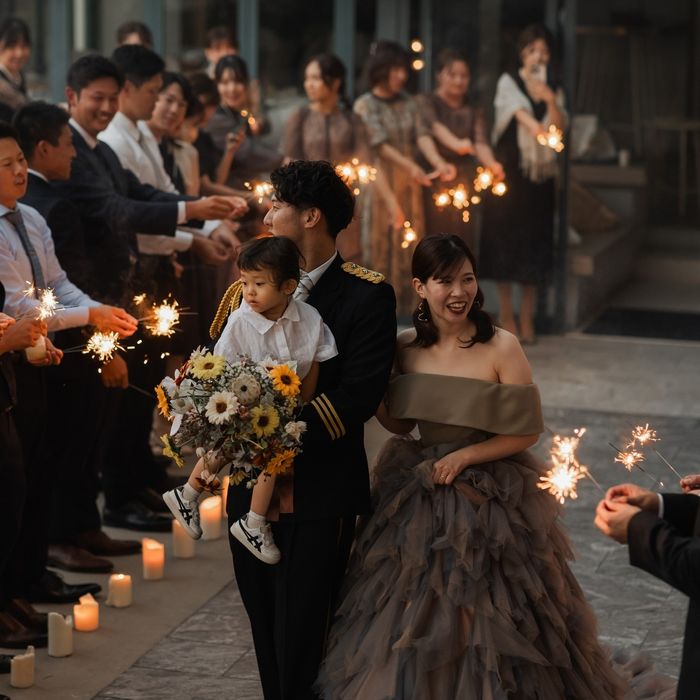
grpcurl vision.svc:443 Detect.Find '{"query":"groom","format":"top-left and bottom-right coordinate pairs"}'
top-left (211, 160), bottom-right (396, 699)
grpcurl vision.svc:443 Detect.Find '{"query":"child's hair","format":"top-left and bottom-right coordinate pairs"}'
top-left (238, 236), bottom-right (302, 289)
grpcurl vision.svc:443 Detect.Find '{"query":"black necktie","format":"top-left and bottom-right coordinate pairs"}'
top-left (4, 209), bottom-right (46, 292)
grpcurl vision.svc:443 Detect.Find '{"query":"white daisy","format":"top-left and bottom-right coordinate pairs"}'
top-left (230, 373), bottom-right (261, 404)
top-left (161, 376), bottom-right (177, 397)
top-left (205, 391), bottom-right (239, 425)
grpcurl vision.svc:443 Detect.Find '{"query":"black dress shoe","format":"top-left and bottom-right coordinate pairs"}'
top-left (72, 529), bottom-right (141, 556)
top-left (48, 543), bottom-right (114, 573)
top-left (26, 569), bottom-right (101, 604)
top-left (103, 500), bottom-right (173, 532)
top-left (6, 599), bottom-right (47, 633)
top-left (0, 653), bottom-right (12, 673)
top-left (135, 487), bottom-right (172, 514)
top-left (0, 612), bottom-right (48, 648)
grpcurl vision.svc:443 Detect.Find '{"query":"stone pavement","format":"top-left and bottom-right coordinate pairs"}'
top-left (3, 334), bottom-right (698, 699)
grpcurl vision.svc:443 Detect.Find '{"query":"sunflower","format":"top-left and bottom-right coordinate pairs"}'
top-left (265, 449), bottom-right (296, 475)
top-left (250, 404), bottom-right (280, 437)
top-left (160, 434), bottom-right (184, 468)
top-left (189, 353), bottom-right (226, 380)
top-left (205, 391), bottom-right (239, 425)
top-left (269, 364), bottom-right (301, 397)
top-left (155, 384), bottom-right (170, 419)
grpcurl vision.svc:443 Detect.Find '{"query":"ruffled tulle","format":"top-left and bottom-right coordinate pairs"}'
top-left (317, 435), bottom-right (674, 700)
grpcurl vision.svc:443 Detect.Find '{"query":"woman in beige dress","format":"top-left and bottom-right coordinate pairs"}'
top-left (354, 40), bottom-right (455, 315)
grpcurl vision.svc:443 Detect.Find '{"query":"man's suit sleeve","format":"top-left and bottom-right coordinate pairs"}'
top-left (45, 199), bottom-right (93, 292)
top-left (628, 495), bottom-right (700, 599)
top-left (299, 283), bottom-right (397, 443)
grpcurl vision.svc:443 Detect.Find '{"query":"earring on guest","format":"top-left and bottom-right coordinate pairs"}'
top-left (417, 300), bottom-right (429, 322)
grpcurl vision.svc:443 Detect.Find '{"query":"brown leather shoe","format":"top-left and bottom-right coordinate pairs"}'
top-left (72, 529), bottom-right (141, 556)
top-left (47, 543), bottom-right (114, 573)
top-left (5, 599), bottom-right (47, 633)
top-left (0, 611), bottom-right (47, 648)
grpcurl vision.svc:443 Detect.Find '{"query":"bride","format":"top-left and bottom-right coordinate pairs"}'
top-left (316, 234), bottom-right (628, 699)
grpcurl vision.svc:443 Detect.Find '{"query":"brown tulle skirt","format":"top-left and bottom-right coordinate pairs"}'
top-left (317, 435), bottom-right (673, 699)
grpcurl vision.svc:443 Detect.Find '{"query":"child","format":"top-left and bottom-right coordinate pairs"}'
top-left (162, 236), bottom-right (337, 564)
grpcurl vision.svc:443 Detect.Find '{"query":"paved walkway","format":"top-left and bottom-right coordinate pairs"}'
top-left (3, 334), bottom-right (698, 699)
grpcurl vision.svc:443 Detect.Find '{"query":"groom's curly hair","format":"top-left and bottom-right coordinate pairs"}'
top-left (270, 160), bottom-right (355, 239)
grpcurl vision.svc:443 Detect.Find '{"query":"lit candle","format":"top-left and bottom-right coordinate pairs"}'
top-left (172, 519), bottom-right (195, 559)
top-left (73, 593), bottom-right (99, 632)
top-left (106, 573), bottom-right (133, 607)
top-left (142, 538), bottom-right (165, 580)
top-left (200, 496), bottom-right (223, 540)
top-left (10, 645), bottom-right (35, 688)
top-left (220, 475), bottom-right (230, 518)
top-left (48, 612), bottom-right (73, 657)
top-left (25, 335), bottom-right (47, 361)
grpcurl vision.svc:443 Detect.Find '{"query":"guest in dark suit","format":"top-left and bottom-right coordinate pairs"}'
top-left (53, 54), bottom-right (235, 531)
top-left (16, 101), bottom-right (146, 571)
top-left (596, 482), bottom-right (700, 699)
top-left (210, 160), bottom-right (396, 699)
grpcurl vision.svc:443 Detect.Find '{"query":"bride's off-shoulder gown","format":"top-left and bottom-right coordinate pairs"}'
top-left (317, 373), bottom-right (652, 699)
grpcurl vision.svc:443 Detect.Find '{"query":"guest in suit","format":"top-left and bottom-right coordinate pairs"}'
top-left (595, 482), bottom-right (700, 699)
top-left (15, 101), bottom-right (146, 573)
top-left (0, 281), bottom-right (50, 649)
top-left (0, 18), bottom-right (30, 122)
top-left (211, 160), bottom-right (396, 699)
top-left (0, 121), bottom-right (136, 609)
top-left (52, 54), bottom-right (235, 531)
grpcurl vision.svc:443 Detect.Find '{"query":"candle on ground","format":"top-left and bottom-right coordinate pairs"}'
top-left (142, 538), bottom-right (165, 580)
top-left (200, 495), bottom-right (223, 540)
top-left (73, 593), bottom-right (99, 631)
top-left (10, 645), bottom-right (35, 688)
top-left (48, 612), bottom-right (73, 657)
top-left (172, 519), bottom-right (195, 558)
top-left (106, 573), bottom-right (133, 607)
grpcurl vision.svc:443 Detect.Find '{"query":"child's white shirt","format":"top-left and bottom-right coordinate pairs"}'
top-left (213, 297), bottom-right (337, 378)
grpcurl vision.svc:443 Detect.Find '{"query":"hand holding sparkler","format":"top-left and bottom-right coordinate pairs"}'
top-left (88, 305), bottom-right (137, 338)
top-left (0, 317), bottom-right (46, 354)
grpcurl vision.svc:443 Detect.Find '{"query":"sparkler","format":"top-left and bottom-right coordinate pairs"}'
top-left (492, 181), bottom-right (507, 196)
top-left (83, 331), bottom-right (123, 363)
top-left (400, 220), bottom-right (418, 249)
top-left (537, 125), bottom-right (565, 153)
top-left (244, 180), bottom-right (274, 204)
top-left (473, 167), bottom-right (494, 192)
top-left (434, 171), bottom-right (507, 214)
top-left (335, 158), bottom-right (377, 195)
top-left (19, 282), bottom-right (61, 321)
top-left (539, 427), bottom-right (602, 504)
top-left (240, 109), bottom-right (257, 129)
top-left (609, 442), bottom-right (663, 487)
top-left (626, 423), bottom-right (683, 480)
top-left (143, 299), bottom-right (181, 337)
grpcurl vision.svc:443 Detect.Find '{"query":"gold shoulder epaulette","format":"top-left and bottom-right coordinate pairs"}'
top-left (209, 280), bottom-right (244, 339)
top-left (341, 262), bottom-right (385, 284)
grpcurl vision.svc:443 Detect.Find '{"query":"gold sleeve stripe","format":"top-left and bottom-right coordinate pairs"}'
top-left (318, 394), bottom-right (346, 437)
top-left (311, 398), bottom-right (341, 440)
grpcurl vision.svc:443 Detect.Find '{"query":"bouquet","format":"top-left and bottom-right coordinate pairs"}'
top-left (155, 347), bottom-right (306, 490)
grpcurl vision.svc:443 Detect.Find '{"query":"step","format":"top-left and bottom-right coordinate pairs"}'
top-left (634, 250), bottom-right (700, 284)
top-left (643, 225), bottom-right (700, 254)
top-left (610, 279), bottom-right (700, 313)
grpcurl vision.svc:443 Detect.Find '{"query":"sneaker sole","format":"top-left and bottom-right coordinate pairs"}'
top-left (230, 521), bottom-right (280, 565)
top-left (162, 490), bottom-right (202, 539)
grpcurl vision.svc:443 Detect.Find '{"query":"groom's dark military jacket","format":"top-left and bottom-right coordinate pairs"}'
top-left (210, 255), bottom-right (397, 520)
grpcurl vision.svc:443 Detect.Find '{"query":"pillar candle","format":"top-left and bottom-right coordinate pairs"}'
top-left (10, 645), bottom-right (34, 688)
top-left (200, 495), bottom-right (223, 540)
top-left (220, 475), bottom-right (229, 518)
top-left (106, 573), bottom-right (133, 607)
top-left (172, 519), bottom-right (195, 558)
top-left (142, 538), bottom-right (165, 580)
top-left (25, 335), bottom-right (47, 361)
top-left (48, 612), bottom-right (73, 657)
top-left (73, 593), bottom-right (99, 631)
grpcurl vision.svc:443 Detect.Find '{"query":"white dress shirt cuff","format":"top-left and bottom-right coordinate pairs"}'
top-left (137, 231), bottom-right (193, 255)
top-left (48, 305), bottom-right (91, 332)
top-left (177, 200), bottom-right (187, 224)
top-left (179, 219), bottom-right (218, 238)
top-left (657, 493), bottom-right (664, 519)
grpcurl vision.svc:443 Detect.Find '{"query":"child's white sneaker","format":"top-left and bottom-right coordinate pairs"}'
top-left (162, 486), bottom-right (202, 539)
top-left (231, 516), bottom-right (280, 564)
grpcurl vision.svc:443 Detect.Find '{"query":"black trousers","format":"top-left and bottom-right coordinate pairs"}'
top-left (101, 334), bottom-right (168, 508)
top-left (228, 492), bottom-right (355, 700)
top-left (5, 360), bottom-right (48, 594)
top-left (0, 408), bottom-right (25, 607)
top-left (45, 334), bottom-right (104, 542)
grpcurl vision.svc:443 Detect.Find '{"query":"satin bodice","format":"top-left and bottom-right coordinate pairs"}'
top-left (387, 373), bottom-right (544, 446)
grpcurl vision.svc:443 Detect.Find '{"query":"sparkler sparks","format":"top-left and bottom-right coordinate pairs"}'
top-left (626, 423), bottom-right (682, 479)
top-left (244, 181), bottom-right (274, 204)
top-left (144, 299), bottom-right (181, 337)
top-left (614, 449), bottom-right (645, 471)
top-left (335, 158), bottom-right (377, 195)
top-left (537, 125), bottom-right (565, 153)
top-left (36, 288), bottom-right (59, 321)
top-left (400, 220), bottom-right (418, 249)
top-left (473, 167), bottom-right (494, 192)
top-left (83, 331), bottom-right (123, 363)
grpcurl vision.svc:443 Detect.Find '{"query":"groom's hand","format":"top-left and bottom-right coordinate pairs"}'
top-left (605, 483), bottom-right (657, 511)
top-left (594, 499), bottom-right (640, 544)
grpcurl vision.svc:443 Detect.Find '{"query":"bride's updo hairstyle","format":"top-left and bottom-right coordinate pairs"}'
top-left (410, 234), bottom-right (495, 348)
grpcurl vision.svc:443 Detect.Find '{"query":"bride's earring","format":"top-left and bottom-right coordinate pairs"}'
top-left (417, 301), bottom-right (429, 322)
